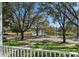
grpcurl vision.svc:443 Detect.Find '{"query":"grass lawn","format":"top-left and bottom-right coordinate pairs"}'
top-left (50, 36), bottom-right (76, 39)
top-left (3, 39), bottom-right (79, 52)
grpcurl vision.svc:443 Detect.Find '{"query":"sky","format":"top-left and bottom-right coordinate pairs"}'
top-left (8, 2), bottom-right (79, 28)
top-left (34, 2), bottom-right (79, 28)
top-left (11, 2), bottom-right (60, 29)
top-left (34, 3), bottom-right (60, 28)
top-left (47, 16), bottom-right (60, 28)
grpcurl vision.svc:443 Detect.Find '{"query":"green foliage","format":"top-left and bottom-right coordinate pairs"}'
top-left (3, 39), bottom-right (79, 52)
top-left (41, 40), bottom-right (50, 44)
top-left (3, 39), bottom-right (29, 46)
top-left (32, 45), bottom-right (79, 52)
top-left (3, 39), bottom-right (9, 42)
top-left (29, 40), bottom-right (79, 52)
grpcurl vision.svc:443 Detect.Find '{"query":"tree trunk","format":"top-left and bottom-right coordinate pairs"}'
top-left (62, 28), bottom-right (66, 43)
top-left (16, 32), bottom-right (19, 40)
top-left (36, 27), bottom-right (39, 36)
top-left (20, 32), bottom-right (24, 40)
top-left (62, 15), bottom-right (66, 43)
top-left (16, 32), bottom-right (18, 36)
top-left (77, 26), bottom-right (79, 40)
top-left (36, 21), bottom-right (39, 36)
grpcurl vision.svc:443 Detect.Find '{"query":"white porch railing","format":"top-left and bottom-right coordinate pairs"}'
top-left (0, 46), bottom-right (79, 57)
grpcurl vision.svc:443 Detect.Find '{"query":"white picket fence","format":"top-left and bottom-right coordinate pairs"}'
top-left (0, 46), bottom-right (79, 57)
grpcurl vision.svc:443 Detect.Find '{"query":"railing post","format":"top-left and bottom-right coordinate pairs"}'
top-left (14, 48), bottom-right (16, 57)
top-left (54, 52), bottom-right (56, 57)
top-left (6, 47), bottom-right (8, 57)
top-left (30, 49), bottom-right (32, 57)
top-left (0, 4), bottom-right (2, 56)
top-left (45, 51), bottom-right (48, 57)
top-left (50, 51), bottom-right (51, 57)
top-left (2, 46), bottom-right (79, 57)
top-left (34, 50), bottom-right (36, 57)
top-left (27, 49), bottom-right (28, 57)
top-left (23, 49), bottom-right (25, 57)
top-left (11, 48), bottom-right (14, 57)
top-left (41, 51), bottom-right (43, 57)
top-left (0, 46), bottom-right (3, 57)
top-left (8, 47), bottom-right (10, 57)
top-left (3, 47), bottom-right (5, 57)
top-left (64, 53), bottom-right (66, 57)
top-left (74, 54), bottom-right (77, 57)
top-left (17, 49), bottom-right (19, 57)
top-left (37, 50), bottom-right (39, 57)
top-left (20, 49), bottom-right (23, 57)
top-left (69, 54), bottom-right (71, 57)
top-left (59, 52), bottom-right (61, 57)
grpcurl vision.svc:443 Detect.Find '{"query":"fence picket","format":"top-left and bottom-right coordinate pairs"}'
top-left (1, 46), bottom-right (79, 57)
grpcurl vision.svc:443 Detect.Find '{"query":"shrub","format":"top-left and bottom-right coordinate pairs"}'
top-left (3, 39), bottom-right (9, 42)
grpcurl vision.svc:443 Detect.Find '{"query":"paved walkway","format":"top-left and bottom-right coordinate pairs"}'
top-left (6, 35), bottom-right (79, 43)
top-left (31, 37), bottom-right (79, 43)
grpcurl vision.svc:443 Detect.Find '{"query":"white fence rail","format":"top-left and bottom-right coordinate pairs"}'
top-left (0, 46), bottom-right (79, 57)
